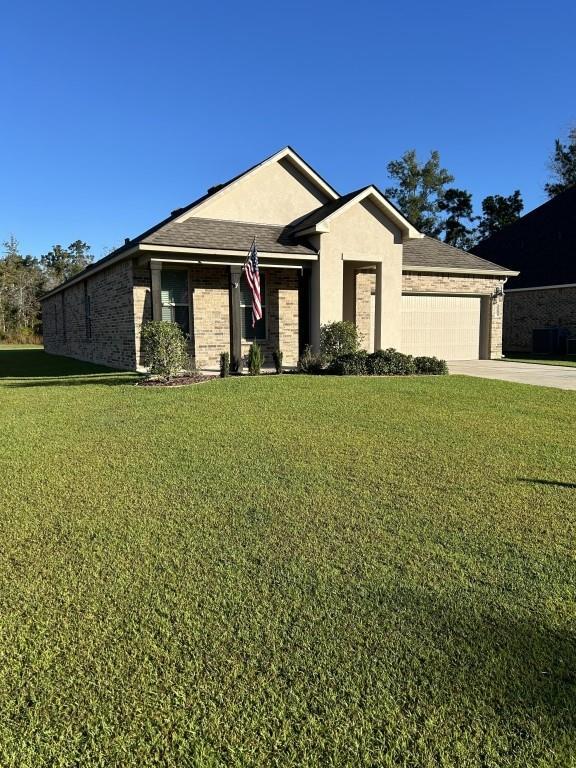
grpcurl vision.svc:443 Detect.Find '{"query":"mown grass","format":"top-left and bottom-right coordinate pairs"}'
top-left (505, 353), bottom-right (576, 368)
top-left (0, 348), bottom-right (575, 767)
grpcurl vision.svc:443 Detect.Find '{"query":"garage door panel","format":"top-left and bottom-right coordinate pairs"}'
top-left (401, 295), bottom-right (481, 360)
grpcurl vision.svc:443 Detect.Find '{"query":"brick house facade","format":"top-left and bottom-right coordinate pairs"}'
top-left (41, 148), bottom-right (515, 370)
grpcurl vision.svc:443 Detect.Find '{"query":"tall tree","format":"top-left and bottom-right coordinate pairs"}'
top-left (41, 241), bottom-right (93, 289)
top-left (437, 188), bottom-right (476, 249)
top-left (385, 149), bottom-right (454, 237)
top-left (476, 191), bottom-right (524, 241)
top-left (545, 127), bottom-right (576, 198)
top-left (0, 236), bottom-right (43, 337)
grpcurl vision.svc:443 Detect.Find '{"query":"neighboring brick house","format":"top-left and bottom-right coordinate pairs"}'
top-left (41, 147), bottom-right (516, 371)
top-left (473, 185), bottom-right (576, 354)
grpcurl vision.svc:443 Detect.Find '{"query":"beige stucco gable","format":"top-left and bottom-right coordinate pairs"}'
top-left (179, 153), bottom-right (336, 226)
top-left (311, 198), bottom-right (404, 350)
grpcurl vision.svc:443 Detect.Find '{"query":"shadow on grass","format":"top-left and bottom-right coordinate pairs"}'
top-left (518, 478), bottom-right (576, 489)
top-left (0, 347), bottom-right (139, 385)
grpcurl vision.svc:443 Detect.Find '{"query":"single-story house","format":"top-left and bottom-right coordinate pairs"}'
top-left (41, 147), bottom-right (517, 371)
top-left (473, 185), bottom-right (576, 354)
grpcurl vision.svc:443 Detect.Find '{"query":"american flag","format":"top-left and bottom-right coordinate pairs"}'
top-left (243, 239), bottom-right (262, 327)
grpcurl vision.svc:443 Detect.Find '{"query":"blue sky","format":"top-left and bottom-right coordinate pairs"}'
top-left (1, 0), bottom-right (574, 260)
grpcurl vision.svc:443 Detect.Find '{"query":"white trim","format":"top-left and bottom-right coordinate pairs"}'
top-left (175, 147), bottom-right (339, 223)
top-left (506, 283), bottom-right (576, 292)
top-left (138, 244), bottom-right (317, 260)
top-left (295, 185), bottom-right (423, 239)
top-left (149, 258), bottom-right (303, 270)
top-left (401, 265), bottom-right (518, 277)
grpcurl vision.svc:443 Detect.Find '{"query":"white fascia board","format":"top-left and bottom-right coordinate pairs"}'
top-left (402, 265), bottom-right (519, 277)
top-left (138, 244), bottom-right (317, 260)
top-left (506, 283), bottom-right (576, 292)
top-left (149, 257), bottom-right (304, 270)
top-left (304, 186), bottom-right (423, 239)
top-left (175, 147), bottom-right (339, 223)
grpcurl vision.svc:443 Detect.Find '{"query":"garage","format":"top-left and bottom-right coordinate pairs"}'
top-left (401, 294), bottom-right (482, 360)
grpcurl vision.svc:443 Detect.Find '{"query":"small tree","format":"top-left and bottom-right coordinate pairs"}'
top-left (320, 321), bottom-right (360, 362)
top-left (219, 351), bottom-right (230, 378)
top-left (247, 342), bottom-right (263, 375)
top-left (141, 321), bottom-right (189, 379)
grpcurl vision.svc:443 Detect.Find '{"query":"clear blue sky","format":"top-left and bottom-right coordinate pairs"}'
top-left (1, 0), bottom-right (574, 260)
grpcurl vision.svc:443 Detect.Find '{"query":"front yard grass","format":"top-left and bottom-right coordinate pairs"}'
top-left (505, 352), bottom-right (576, 368)
top-left (0, 347), bottom-right (574, 767)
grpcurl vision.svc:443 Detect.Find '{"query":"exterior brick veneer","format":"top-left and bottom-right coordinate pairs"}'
top-left (42, 259), bottom-right (301, 371)
top-left (503, 286), bottom-right (576, 352)
top-left (353, 270), bottom-right (505, 359)
top-left (42, 260), bottom-right (137, 370)
top-left (240, 268), bottom-right (299, 368)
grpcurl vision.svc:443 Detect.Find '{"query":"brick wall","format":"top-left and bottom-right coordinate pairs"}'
top-left (355, 271), bottom-right (374, 351)
top-left (42, 260), bottom-right (137, 370)
top-left (240, 268), bottom-right (299, 368)
top-left (133, 267), bottom-right (152, 368)
top-left (189, 265), bottom-right (230, 369)
top-left (352, 270), bottom-right (505, 359)
top-left (503, 286), bottom-right (576, 352)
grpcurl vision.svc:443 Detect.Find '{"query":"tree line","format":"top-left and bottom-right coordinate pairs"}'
top-left (0, 238), bottom-right (93, 342)
top-left (1, 127), bottom-right (575, 342)
top-left (384, 126), bottom-right (576, 248)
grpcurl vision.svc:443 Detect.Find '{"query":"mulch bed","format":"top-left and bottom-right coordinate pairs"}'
top-left (136, 373), bottom-right (216, 387)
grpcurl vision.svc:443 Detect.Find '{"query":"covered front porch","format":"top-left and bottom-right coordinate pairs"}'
top-left (138, 251), bottom-right (315, 370)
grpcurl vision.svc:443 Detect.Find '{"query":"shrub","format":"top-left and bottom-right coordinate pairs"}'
top-left (297, 344), bottom-right (324, 374)
top-left (247, 342), bottom-right (263, 376)
top-left (413, 355), bottom-right (448, 375)
top-left (141, 321), bottom-right (189, 379)
top-left (367, 348), bottom-right (416, 376)
top-left (320, 321), bottom-right (360, 362)
top-left (272, 349), bottom-right (283, 375)
top-left (328, 350), bottom-right (369, 376)
top-left (219, 351), bottom-right (230, 378)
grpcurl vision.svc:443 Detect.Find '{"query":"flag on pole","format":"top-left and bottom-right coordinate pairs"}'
top-left (243, 238), bottom-right (262, 328)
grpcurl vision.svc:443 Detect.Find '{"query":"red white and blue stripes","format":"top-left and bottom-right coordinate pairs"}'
top-left (243, 239), bottom-right (262, 327)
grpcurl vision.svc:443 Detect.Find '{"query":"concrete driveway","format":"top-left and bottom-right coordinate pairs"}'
top-left (449, 360), bottom-right (576, 390)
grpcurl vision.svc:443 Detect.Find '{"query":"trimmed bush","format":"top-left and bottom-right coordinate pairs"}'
top-left (297, 345), bottom-right (324, 374)
top-left (367, 348), bottom-right (416, 376)
top-left (141, 320), bottom-right (189, 379)
top-left (320, 321), bottom-right (360, 362)
top-left (219, 351), bottom-right (230, 378)
top-left (328, 350), bottom-right (369, 376)
top-left (247, 342), bottom-right (263, 376)
top-left (272, 349), bottom-right (283, 375)
top-left (413, 355), bottom-right (449, 375)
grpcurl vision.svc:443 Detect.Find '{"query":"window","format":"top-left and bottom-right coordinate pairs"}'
top-left (161, 270), bottom-right (190, 336)
top-left (241, 271), bottom-right (266, 340)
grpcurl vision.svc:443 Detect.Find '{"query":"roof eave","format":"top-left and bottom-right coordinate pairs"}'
top-left (402, 265), bottom-right (519, 277)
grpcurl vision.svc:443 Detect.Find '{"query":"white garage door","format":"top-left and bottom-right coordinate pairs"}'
top-left (401, 294), bottom-right (481, 360)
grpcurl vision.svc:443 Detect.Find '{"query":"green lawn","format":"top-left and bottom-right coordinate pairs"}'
top-left (0, 347), bottom-right (575, 767)
top-left (505, 352), bottom-right (576, 368)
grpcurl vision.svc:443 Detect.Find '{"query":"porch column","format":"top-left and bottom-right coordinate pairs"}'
top-left (150, 260), bottom-right (162, 321)
top-left (374, 257), bottom-right (402, 351)
top-left (229, 266), bottom-right (243, 373)
top-left (374, 262), bottom-right (384, 351)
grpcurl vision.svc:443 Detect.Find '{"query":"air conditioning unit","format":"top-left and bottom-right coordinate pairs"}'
top-left (532, 327), bottom-right (570, 354)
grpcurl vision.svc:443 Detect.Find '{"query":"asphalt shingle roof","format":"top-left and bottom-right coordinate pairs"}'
top-left (472, 185), bottom-right (576, 287)
top-left (142, 218), bottom-right (316, 255)
top-left (403, 236), bottom-right (513, 273)
top-left (291, 188), bottom-right (369, 232)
